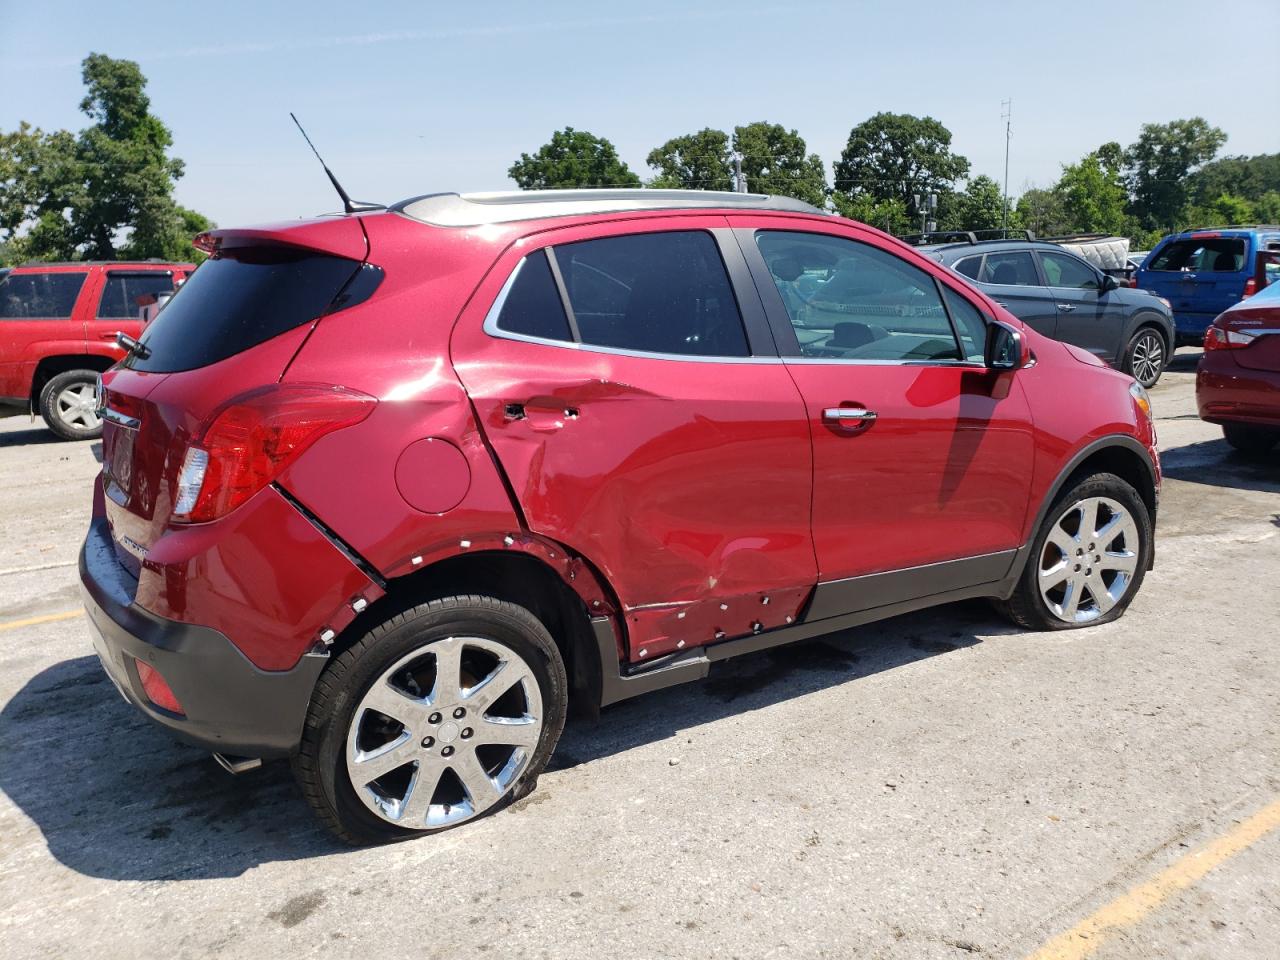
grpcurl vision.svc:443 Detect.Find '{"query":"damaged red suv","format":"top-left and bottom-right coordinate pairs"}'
top-left (82, 190), bottom-right (1160, 844)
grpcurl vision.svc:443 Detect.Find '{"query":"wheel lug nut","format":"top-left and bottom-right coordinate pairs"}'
top-left (453, 707), bottom-right (466, 719)
top-left (421, 736), bottom-right (434, 748)
top-left (461, 727), bottom-right (473, 739)
top-left (441, 745), bottom-right (454, 757)
top-left (428, 712), bottom-right (441, 725)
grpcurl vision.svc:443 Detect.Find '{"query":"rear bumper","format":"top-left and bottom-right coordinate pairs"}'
top-left (1196, 353), bottom-right (1280, 428)
top-left (79, 517), bottom-right (326, 758)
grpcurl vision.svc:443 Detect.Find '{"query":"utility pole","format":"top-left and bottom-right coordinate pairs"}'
top-left (1001, 98), bottom-right (1012, 237)
top-left (733, 151), bottom-right (746, 193)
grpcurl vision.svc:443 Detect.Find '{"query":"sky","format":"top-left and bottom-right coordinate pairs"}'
top-left (2, 0), bottom-right (1277, 228)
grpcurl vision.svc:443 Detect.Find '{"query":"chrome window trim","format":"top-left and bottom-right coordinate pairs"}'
top-left (782, 357), bottom-right (987, 368)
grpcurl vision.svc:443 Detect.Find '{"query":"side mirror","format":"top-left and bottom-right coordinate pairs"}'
top-left (1100, 273), bottom-right (1119, 292)
top-left (985, 320), bottom-right (1027, 370)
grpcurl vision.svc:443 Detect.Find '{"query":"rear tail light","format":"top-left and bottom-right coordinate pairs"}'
top-left (172, 384), bottom-right (376, 523)
top-left (1204, 325), bottom-right (1256, 351)
top-left (1242, 278), bottom-right (1258, 299)
top-left (134, 658), bottom-right (184, 714)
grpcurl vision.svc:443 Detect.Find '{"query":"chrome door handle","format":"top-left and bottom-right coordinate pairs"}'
top-left (822, 407), bottom-right (877, 424)
top-left (1056, 303), bottom-right (1076, 312)
top-left (994, 301), bottom-right (1008, 308)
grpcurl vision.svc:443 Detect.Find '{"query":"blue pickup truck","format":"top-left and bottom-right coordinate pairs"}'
top-left (1135, 226), bottom-right (1280, 345)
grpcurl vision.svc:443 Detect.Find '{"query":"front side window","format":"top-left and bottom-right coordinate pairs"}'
top-left (940, 286), bottom-right (987, 362)
top-left (978, 252), bottom-right (1039, 286)
top-left (1148, 238), bottom-right (1246, 272)
top-left (0, 271), bottom-right (87, 319)
top-left (553, 231), bottom-right (749, 357)
top-left (756, 231), bottom-right (963, 362)
top-left (1039, 252), bottom-right (1098, 289)
top-left (97, 272), bottom-right (176, 318)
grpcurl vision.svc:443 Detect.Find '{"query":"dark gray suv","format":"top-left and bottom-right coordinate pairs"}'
top-left (920, 239), bottom-right (1176, 387)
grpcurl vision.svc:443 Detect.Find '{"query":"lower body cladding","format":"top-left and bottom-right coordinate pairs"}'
top-left (81, 518), bottom-right (328, 757)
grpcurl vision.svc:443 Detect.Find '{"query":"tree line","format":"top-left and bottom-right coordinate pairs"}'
top-left (511, 115), bottom-right (1279, 248)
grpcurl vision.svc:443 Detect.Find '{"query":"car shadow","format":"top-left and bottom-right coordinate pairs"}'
top-left (0, 600), bottom-right (1012, 881)
top-left (1160, 437), bottom-right (1280, 494)
top-left (0, 426), bottom-right (62, 448)
top-left (1164, 347), bottom-right (1202, 373)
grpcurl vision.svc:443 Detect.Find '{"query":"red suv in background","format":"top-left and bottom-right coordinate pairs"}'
top-left (82, 191), bottom-right (1159, 844)
top-left (0, 260), bottom-right (194, 440)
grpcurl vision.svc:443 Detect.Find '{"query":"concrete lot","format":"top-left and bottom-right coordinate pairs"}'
top-left (1, 351), bottom-right (1276, 960)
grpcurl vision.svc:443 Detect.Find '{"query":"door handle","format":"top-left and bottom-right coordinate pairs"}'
top-left (993, 300), bottom-right (1008, 308)
top-left (1056, 303), bottom-right (1076, 312)
top-left (822, 407), bottom-right (877, 424)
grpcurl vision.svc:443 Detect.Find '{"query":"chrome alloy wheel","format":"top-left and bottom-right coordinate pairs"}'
top-left (1038, 496), bottom-right (1141, 624)
top-left (1130, 331), bottom-right (1164, 387)
top-left (55, 381), bottom-right (101, 431)
top-left (345, 635), bottom-right (543, 829)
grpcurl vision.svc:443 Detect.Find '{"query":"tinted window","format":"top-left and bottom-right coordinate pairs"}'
top-left (554, 231), bottom-right (749, 357)
top-left (756, 231), bottom-right (962, 362)
top-left (955, 256), bottom-right (982, 279)
top-left (127, 248), bottom-right (359, 373)
top-left (1040, 252), bottom-right (1098, 289)
top-left (1149, 238), bottom-right (1246, 272)
top-left (0, 272), bottom-right (87, 319)
top-left (979, 252), bottom-right (1039, 286)
top-left (97, 272), bottom-right (176, 318)
top-left (493, 251), bottom-right (572, 342)
top-left (941, 286), bottom-right (987, 362)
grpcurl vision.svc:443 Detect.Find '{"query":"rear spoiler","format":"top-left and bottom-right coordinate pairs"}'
top-left (194, 215), bottom-right (369, 261)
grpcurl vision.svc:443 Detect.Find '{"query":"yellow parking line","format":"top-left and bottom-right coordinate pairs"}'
top-left (1026, 797), bottom-right (1280, 960)
top-left (0, 609), bottom-right (83, 633)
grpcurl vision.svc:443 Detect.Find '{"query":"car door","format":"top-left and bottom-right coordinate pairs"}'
top-left (1038, 249), bottom-right (1127, 363)
top-left (971, 250), bottom-right (1059, 337)
top-left (450, 217), bottom-right (818, 662)
top-left (734, 219), bottom-right (1034, 616)
top-left (87, 268), bottom-right (178, 350)
top-left (0, 268), bottom-right (90, 401)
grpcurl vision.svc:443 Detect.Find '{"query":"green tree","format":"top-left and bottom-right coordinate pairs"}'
top-left (509, 127), bottom-right (640, 190)
top-left (733, 121), bottom-right (827, 206)
top-left (1055, 144), bottom-right (1132, 235)
top-left (646, 127), bottom-right (732, 190)
top-left (831, 193), bottom-right (910, 234)
top-left (1189, 153), bottom-right (1280, 209)
top-left (1124, 117), bottom-right (1227, 231)
top-left (0, 54), bottom-right (210, 265)
top-left (1256, 191), bottom-right (1280, 224)
top-left (938, 175), bottom-right (1011, 233)
top-left (832, 112), bottom-right (970, 218)
top-left (1184, 193), bottom-right (1257, 229)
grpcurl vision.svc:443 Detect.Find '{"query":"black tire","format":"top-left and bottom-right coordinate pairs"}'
top-left (998, 472), bottom-right (1152, 631)
top-left (1122, 325), bottom-right (1167, 388)
top-left (38, 369), bottom-right (103, 441)
top-left (1222, 423), bottom-right (1280, 456)
top-left (293, 595), bottom-right (568, 845)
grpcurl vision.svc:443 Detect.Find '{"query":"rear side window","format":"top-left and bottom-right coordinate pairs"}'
top-left (97, 272), bottom-right (176, 318)
top-left (954, 256), bottom-right (982, 279)
top-left (979, 252), bottom-right (1039, 286)
top-left (493, 250), bottom-right (572, 342)
top-left (1149, 238), bottom-right (1246, 272)
top-left (0, 272), bottom-right (87, 319)
top-left (555, 231), bottom-right (749, 357)
top-left (128, 248), bottom-right (360, 372)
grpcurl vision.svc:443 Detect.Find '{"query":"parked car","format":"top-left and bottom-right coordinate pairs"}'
top-left (0, 260), bottom-right (195, 439)
top-left (921, 238), bottom-right (1175, 387)
top-left (1197, 276), bottom-right (1280, 453)
top-left (1135, 226), bottom-right (1280, 346)
top-left (84, 190), bottom-right (1160, 844)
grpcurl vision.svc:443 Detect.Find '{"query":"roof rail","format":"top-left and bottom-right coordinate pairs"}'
top-left (900, 228), bottom-right (1038, 247)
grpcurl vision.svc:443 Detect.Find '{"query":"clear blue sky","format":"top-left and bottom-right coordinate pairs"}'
top-left (3, 0), bottom-right (1276, 228)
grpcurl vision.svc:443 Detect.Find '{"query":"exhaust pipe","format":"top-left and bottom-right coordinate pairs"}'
top-left (213, 753), bottom-right (263, 775)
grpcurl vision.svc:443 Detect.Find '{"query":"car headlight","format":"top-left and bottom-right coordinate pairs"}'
top-left (1155, 296), bottom-right (1172, 310)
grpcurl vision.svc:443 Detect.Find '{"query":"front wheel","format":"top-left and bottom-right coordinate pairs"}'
top-left (999, 472), bottom-right (1152, 631)
top-left (1123, 327), bottom-right (1166, 388)
top-left (294, 595), bottom-right (568, 845)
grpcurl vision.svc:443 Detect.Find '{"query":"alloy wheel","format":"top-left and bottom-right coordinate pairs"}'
top-left (55, 381), bottom-right (101, 431)
top-left (1038, 496), bottom-right (1140, 624)
top-left (345, 635), bottom-right (543, 829)
top-left (1130, 332), bottom-right (1164, 387)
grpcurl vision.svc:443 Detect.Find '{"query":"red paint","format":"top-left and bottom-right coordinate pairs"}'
top-left (91, 202), bottom-right (1159, 681)
top-left (1197, 296), bottom-right (1280, 428)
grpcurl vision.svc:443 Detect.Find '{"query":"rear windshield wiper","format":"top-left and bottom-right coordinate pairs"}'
top-left (115, 331), bottom-right (152, 360)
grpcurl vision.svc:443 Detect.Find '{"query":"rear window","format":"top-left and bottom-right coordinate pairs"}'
top-left (0, 271), bottom-right (87, 319)
top-left (127, 248), bottom-right (360, 372)
top-left (1148, 238), bottom-right (1246, 273)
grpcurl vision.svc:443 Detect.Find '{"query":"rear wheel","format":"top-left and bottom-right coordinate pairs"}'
top-left (294, 595), bottom-right (568, 845)
top-left (1222, 423), bottom-right (1280, 455)
top-left (1123, 326), bottom-right (1166, 388)
top-left (999, 472), bottom-right (1152, 631)
top-left (39, 369), bottom-right (102, 441)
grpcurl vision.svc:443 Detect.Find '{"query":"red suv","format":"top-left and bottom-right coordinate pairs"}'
top-left (0, 260), bottom-right (194, 440)
top-left (82, 191), bottom-right (1160, 844)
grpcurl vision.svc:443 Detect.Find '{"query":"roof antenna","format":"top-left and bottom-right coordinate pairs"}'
top-left (289, 112), bottom-right (384, 214)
